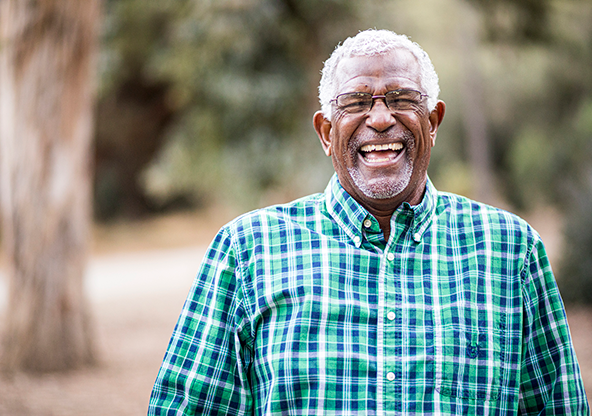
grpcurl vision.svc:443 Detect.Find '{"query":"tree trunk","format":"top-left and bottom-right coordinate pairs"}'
top-left (0, 0), bottom-right (100, 373)
top-left (458, 11), bottom-right (497, 205)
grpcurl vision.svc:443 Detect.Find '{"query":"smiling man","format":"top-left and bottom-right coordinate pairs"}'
top-left (148, 30), bottom-right (588, 415)
top-left (314, 45), bottom-right (445, 241)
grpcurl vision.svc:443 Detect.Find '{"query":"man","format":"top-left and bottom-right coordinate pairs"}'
top-left (148, 29), bottom-right (589, 415)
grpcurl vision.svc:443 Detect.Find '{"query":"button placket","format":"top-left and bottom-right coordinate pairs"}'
top-left (383, 232), bottom-right (402, 410)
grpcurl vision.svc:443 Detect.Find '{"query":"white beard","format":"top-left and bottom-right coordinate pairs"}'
top-left (347, 153), bottom-right (413, 199)
top-left (346, 130), bottom-right (415, 200)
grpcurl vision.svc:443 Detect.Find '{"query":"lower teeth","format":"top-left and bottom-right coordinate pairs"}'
top-left (365, 156), bottom-right (391, 163)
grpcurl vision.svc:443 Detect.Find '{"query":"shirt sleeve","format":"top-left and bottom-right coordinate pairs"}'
top-left (518, 236), bottom-right (589, 414)
top-left (147, 227), bottom-right (254, 416)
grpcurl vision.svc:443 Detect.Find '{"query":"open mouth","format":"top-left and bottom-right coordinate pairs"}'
top-left (359, 142), bottom-right (404, 163)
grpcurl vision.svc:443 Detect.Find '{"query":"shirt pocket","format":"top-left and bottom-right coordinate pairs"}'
top-left (435, 323), bottom-right (505, 401)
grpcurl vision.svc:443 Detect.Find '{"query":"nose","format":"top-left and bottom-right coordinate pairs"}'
top-left (366, 97), bottom-right (396, 132)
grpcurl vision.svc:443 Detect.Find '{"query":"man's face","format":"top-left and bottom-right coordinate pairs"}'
top-left (314, 48), bottom-right (445, 212)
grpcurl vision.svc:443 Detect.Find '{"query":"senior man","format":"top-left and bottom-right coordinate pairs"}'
top-left (148, 29), bottom-right (588, 415)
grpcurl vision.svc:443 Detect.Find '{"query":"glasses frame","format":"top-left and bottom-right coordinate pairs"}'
top-left (331, 89), bottom-right (429, 115)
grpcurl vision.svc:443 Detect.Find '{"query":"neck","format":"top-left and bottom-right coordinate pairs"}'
top-left (373, 211), bottom-right (394, 242)
top-left (361, 179), bottom-right (428, 242)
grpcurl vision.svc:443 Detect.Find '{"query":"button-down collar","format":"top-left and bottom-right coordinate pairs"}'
top-left (324, 174), bottom-right (371, 247)
top-left (390, 178), bottom-right (437, 243)
top-left (325, 174), bottom-right (436, 246)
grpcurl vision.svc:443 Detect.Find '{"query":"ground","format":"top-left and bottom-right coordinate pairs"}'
top-left (0, 209), bottom-right (590, 415)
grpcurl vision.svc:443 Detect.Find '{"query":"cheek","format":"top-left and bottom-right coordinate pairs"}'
top-left (332, 119), bottom-right (358, 154)
top-left (329, 130), bottom-right (348, 167)
top-left (416, 136), bottom-right (433, 166)
top-left (406, 114), bottom-right (433, 153)
top-left (415, 128), bottom-right (433, 170)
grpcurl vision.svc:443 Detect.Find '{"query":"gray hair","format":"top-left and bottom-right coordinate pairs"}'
top-left (318, 29), bottom-right (440, 119)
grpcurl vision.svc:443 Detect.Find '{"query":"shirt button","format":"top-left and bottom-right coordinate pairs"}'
top-left (387, 252), bottom-right (395, 261)
top-left (387, 311), bottom-right (396, 321)
top-left (387, 372), bottom-right (396, 381)
top-left (413, 232), bottom-right (421, 242)
top-left (363, 219), bottom-right (372, 228)
top-left (353, 236), bottom-right (361, 246)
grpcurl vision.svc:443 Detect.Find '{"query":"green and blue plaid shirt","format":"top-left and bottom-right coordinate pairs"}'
top-left (149, 175), bottom-right (588, 415)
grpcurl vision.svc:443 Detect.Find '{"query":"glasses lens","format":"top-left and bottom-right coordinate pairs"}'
top-left (385, 90), bottom-right (421, 111)
top-left (337, 93), bottom-right (372, 113)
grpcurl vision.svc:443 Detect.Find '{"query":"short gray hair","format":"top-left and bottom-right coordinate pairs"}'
top-left (318, 29), bottom-right (440, 119)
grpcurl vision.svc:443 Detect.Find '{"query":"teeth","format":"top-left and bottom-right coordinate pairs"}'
top-left (360, 142), bottom-right (403, 152)
top-left (368, 157), bottom-right (391, 163)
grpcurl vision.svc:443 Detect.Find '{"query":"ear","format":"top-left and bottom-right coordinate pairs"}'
top-left (313, 111), bottom-right (333, 156)
top-left (428, 100), bottom-right (446, 147)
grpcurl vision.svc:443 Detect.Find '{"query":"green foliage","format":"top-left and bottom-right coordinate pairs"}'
top-left (559, 173), bottom-right (592, 305)
top-left (506, 128), bottom-right (555, 208)
top-left (101, 0), bottom-right (371, 212)
top-left (557, 100), bottom-right (592, 304)
top-left (469, 0), bottom-right (592, 302)
top-left (99, 0), bottom-right (592, 299)
top-left (470, 0), bottom-right (553, 43)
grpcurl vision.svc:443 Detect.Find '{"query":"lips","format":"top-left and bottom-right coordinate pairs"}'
top-left (359, 142), bottom-right (404, 163)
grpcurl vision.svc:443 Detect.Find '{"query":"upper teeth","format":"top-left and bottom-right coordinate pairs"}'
top-left (360, 143), bottom-right (403, 152)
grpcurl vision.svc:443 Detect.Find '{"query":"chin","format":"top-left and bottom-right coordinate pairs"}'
top-left (348, 167), bottom-right (412, 201)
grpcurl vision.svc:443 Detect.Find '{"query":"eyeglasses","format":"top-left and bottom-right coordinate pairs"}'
top-left (331, 89), bottom-right (428, 114)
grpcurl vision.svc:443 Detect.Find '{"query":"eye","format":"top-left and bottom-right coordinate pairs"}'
top-left (338, 93), bottom-right (371, 113)
top-left (389, 97), bottom-right (415, 104)
top-left (386, 91), bottom-right (421, 109)
top-left (344, 100), bottom-right (368, 111)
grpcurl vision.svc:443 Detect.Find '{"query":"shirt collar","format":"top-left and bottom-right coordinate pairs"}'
top-left (324, 174), bottom-right (437, 246)
top-left (392, 177), bottom-right (437, 243)
top-left (324, 174), bottom-right (370, 247)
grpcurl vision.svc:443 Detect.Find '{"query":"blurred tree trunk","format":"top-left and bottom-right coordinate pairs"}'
top-left (458, 12), bottom-right (497, 204)
top-left (0, 0), bottom-right (100, 372)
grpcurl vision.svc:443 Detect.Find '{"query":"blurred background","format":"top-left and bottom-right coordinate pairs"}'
top-left (0, 0), bottom-right (591, 414)
top-left (94, 0), bottom-right (592, 301)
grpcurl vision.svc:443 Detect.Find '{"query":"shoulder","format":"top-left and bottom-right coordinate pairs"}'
top-left (434, 190), bottom-right (540, 246)
top-left (219, 192), bottom-right (326, 240)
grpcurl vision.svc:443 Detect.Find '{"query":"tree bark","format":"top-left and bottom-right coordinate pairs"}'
top-left (0, 0), bottom-right (100, 373)
top-left (458, 13), bottom-right (497, 205)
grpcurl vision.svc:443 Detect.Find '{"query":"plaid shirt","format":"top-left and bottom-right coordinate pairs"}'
top-left (148, 175), bottom-right (588, 415)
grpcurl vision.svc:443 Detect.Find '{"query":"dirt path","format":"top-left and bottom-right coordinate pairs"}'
top-left (0, 245), bottom-right (206, 416)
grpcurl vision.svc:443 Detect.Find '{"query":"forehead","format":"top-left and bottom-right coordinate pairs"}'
top-left (334, 48), bottom-right (421, 93)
